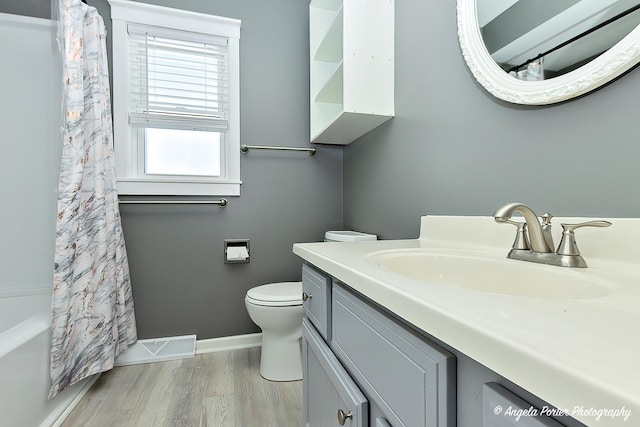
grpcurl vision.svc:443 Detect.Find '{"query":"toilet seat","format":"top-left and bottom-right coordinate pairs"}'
top-left (246, 282), bottom-right (302, 307)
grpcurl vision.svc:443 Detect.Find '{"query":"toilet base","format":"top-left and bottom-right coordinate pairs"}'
top-left (244, 284), bottom-right (303, 382)
top-left (259, 331), bottom-right (302, 381)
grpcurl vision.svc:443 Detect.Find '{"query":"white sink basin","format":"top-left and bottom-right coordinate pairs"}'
top-left (366, 249), bottom-right (612, 299)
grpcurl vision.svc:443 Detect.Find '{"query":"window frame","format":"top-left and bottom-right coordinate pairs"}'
top-left (109, 0), bottom-right (241, 196)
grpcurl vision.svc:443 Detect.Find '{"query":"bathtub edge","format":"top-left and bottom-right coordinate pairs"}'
top-left (46, 373), bottom-right (100, 427)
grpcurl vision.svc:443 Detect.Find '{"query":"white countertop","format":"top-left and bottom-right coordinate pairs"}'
top-left (293, 216), bottom-right (640, 426)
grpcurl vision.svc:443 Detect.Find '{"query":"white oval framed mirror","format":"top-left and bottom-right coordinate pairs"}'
top-left (457, 0), bottom-right (640, 105)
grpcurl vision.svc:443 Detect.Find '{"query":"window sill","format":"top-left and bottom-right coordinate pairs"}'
top-left (116, 179), bottom-right (241, 196)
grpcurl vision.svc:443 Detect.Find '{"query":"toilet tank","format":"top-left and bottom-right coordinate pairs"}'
top-left (325, 230), bottom-right (377, 242)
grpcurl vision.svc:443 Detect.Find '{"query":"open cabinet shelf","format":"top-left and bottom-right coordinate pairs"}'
top-left (314, 6), bottom-right (343, 63)
top-left (311, 0), bottom-right (342, 10)
top-left (309, 0), bottom-right (395, 145)
top-left (315, 61), bottom-right (343, 104)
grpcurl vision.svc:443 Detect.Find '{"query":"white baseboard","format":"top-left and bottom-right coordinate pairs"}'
top-left (196, 333), bottom-right (262, 354)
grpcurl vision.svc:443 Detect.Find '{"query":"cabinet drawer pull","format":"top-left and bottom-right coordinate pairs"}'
top-left (337, 409), bottom-right (353, 425)
top-left (302, 292), bottom-right (312, 301)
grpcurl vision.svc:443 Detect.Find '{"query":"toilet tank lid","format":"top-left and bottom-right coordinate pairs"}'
top-left (325, 230), bottom-right (377, 242)
top-left (246, 282), bottom-right (302, 304)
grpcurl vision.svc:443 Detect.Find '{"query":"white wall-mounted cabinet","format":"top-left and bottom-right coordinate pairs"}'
top-left (309, 0), bottom-right (394, 145)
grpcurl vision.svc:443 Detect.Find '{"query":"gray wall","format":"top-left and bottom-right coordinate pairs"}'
top-left (0, 0), bottom-right (50, 19)
top-left (2, 0), bottom-right (343, 340)
top-left (343, 0), bottom-right (640, 240)
top-left (118, 0), bottom-right (342, 339)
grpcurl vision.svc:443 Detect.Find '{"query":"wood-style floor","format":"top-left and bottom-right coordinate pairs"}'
top-left (62, 347), bottom-right (303, 427)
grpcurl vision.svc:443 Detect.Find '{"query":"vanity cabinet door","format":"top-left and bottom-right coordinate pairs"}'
top-left (302, 263), bottom-right (332, 340)
top-left (332, 284), bottom-right (456, 427)
top-left (483, 383), bottom-right (566, 427)
top-left (303, 319), bottom-right (368, 427)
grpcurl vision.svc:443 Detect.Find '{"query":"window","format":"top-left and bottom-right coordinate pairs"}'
top-left (109, 0), bottom-right (241, 195)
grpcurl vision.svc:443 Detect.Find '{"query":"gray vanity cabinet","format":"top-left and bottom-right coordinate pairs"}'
top-left (301, 262), bottom-right (456, 427)
top-left (482, 383), bottom-right (565, 427)
top-left (302, 319), bottom-right (368, 427)
top-left (332, 284), bottom-right (456, 427)
top-left (375, 418), bottom-right (392, 427)
top-left (302, 264), bottom-right (332, 340)
top-left (301, 262), bottom-right (583, 427)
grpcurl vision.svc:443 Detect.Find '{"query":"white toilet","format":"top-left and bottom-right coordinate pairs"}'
top-left (245, 230), bottom-right (376, 382)
top-left (245, 282), bottom-right (304, 381)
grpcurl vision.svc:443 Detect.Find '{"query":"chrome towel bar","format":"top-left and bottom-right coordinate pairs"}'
top-left (240, 144), bottom-right (316, 156)
top-left (118, 198), bottom-right (228, 207)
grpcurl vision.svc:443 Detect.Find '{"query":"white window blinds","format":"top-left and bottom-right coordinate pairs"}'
top-left (128, 24), bottom-right (229, 131)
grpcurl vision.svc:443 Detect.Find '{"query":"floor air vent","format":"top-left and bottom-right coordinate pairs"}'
top-left (115, 334), bottom-right (196, 366)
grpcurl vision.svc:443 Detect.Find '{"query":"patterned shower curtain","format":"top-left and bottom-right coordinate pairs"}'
top-left (510, 58), bottom-right (545, 81)
top-left (50, 0), bottom-right (137, 398)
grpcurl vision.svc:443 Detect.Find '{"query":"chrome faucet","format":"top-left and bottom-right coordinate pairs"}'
top-left (540, 213), bottom-right (555, 253)
top-left (493, 202), bottom-right (611, 268)
top-left (494, 203), bottom-right (553, 253)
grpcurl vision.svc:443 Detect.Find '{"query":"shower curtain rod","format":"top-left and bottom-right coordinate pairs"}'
top-left (508, 3), bottom-right (640, 73)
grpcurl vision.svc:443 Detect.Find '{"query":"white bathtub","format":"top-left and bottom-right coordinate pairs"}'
top-left (0, 290), bottom-right (93, 427)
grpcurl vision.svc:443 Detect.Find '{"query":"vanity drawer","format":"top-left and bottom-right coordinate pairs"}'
top-left (332, 284), bottom-right (456, 427)
top-left (302, 263), bottom-right (332, 340)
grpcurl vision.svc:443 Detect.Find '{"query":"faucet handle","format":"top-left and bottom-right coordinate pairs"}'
top-left (504, 220), bottom-right (530, 250)
top-left (556, 221), bottom-right (612, 256)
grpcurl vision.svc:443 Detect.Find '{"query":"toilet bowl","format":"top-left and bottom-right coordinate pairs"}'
top-left (245, 282), bottom-right (303, 381)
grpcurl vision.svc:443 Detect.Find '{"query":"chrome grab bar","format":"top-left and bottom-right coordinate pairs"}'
top-left (118, 198), bottom-right (228, 207)
top-left (240, 144), bottom-right (316, 156)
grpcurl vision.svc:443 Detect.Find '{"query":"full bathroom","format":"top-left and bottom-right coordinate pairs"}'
top-left (1, 0), bottom-right (639, 426)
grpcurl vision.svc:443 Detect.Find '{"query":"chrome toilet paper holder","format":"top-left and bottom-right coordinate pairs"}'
top-left (224, 239), bottom-right (250, 264)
